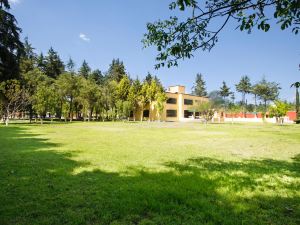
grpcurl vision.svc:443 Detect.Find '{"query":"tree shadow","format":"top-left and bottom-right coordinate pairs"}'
top-left (0, 126), bottom-right (299, 224)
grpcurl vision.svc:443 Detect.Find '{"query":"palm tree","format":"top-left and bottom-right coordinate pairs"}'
top-left (235, 75), bottom-right (251, 117)
top-left (291, 82), bottom-right (300, 120)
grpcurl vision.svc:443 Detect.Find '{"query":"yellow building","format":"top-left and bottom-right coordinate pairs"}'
top-left (133, 85), bottom-right (209, 122)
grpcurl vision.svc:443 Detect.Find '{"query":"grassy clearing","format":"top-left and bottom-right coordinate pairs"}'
top-left (0, 122), bottom-right (299, 224)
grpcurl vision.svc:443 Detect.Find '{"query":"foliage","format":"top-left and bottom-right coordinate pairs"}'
top-left (254, 78), bottom-right (281, 111)
top-left (192, 73), bottom-right (207, 97)
top-left (44, 47), bottom-right (65, 79)
top-left (32, 79), bottom-right (59, 123)
top-left (291, 81), bottom-right (300, 120)
top-left (0, 0), bottom-right (24, 81)
top-left (78, 60), bottom-right (91, 78)
top-left (195, 101), bottom-right (215, 123)
top-left (155, 91), bottom-right (167, 121)
top-left (0, 79), bottom-right (29, 125)
top-left (235, 75), bottom-right (251, 114)
top-left (269, 100), bottom-right (289, 124)
top-left (143, 0), bottom-right (300, 68)
top-left (107, 58), bottom-right (126, 82)
top-left (208, 90), bottom-right (225, 107)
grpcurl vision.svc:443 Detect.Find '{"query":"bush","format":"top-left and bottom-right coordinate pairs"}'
top-left (294, 119), bottom-right (300, 124)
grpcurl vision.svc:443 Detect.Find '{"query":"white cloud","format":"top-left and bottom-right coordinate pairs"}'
top-left (9, 0), bottom-right (21, 5)
top-left (79, 33), bottom-right (90, 42)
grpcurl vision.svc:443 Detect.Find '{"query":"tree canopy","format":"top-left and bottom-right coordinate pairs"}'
top-left (143, 0), bottom-right (300, 68)
top-left (192, 73), bottom-right (207, 97)
top-left (0, 0), bottom-right (24, 81)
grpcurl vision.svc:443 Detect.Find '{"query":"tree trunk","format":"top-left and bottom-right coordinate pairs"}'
top-left (69, 97), bottom-right (73, 122)
top-left (254, 94), bottom-right (257, 118)
top-left (242, 93), bottom-right (246, 118)
top-left (296, 88), bottom-right (299, 119)
top-left (5, 117), bottom-right (9, 126)
top-left (29, 105), bottom-right (33, 123)
top-left (140, 106), bottom-right (143, 122)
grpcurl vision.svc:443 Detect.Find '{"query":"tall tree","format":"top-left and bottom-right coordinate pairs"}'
top-left (89, 69), bottom-right (104, 85)
top-left (128, 78), bottom-right (142, 121)
top-left (143, 0), bottom-right (300, 68)
top-left (56, 73), bottom-right (80, 122)
top-left (44, 47), bottom-right (64, 78)
top-left (19, 37), bottom-right (36, 74)
top-left (251, 83), bottom-right (260, 115)
top-left (79, 60), bottom-right (91, 78)
top-left (235, 75), bottom-right (251, 116)
top-left (117, 76), bottom-right (131, 101)
top-left (192, 73), bottom-right (207, 97)
top-left (255, 78), bottom-right (281, 112)
top-left (32, 79), bottom-right (59, 124)
top-left (219, 81), bottom-right (231, 102)
top-left (66, 57), bottom-right (76, 73)
top-left (107, 59), bottom-right (126, 82)
top-left (291, 81), bottom-right (300, 120)
top-left (0, 79), bottom-right (29, 126)
top-left (0, 0), bottom-right (24, 81)
top-left (219, 81), bottom-right (231, 115)
top-left (36, 53), bottom-right (46, 73)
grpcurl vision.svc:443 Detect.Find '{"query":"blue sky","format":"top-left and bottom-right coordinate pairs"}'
top-left (9, 0), bottom-right (299, 102)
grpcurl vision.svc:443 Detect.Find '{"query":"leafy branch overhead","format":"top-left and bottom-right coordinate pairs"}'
top-left (143, 0), bottom-right (300, 69)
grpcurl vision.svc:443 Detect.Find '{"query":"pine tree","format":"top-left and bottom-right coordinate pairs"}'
top-left (78, 60), bottom-right (91, 78)
top-left (44, 47), bottom-right (65, 78)
top-left (192, 73), bottom-right (207, 97)
top-left (0, 0), bottom-right (24, 81)
top-left (107, 59), bottom-right (126, 82)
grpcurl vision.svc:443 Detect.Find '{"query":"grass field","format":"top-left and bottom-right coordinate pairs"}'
top-left (0, 122), bottom-right (299, 225)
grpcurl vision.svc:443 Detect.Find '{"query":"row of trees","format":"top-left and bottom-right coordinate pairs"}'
top-left (192, 73), bottom-right (286, 114)
top-left (0, 38), bottom-right (167, 125)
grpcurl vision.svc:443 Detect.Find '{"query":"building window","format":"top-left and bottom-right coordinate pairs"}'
top-left (184, 110), bottom-right (194, 118)
top-left (166, 110), bottom-right (177, 117)
top-left (184, 99), bottom-right (193, 105)
top-left (143, 110), bottom-right (149, 117)
top-left (166, 98), bottom-right (177, 104)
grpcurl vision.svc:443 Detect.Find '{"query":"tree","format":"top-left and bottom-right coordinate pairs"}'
top-left (155, 91), bottom-right (167, 121)
top-left (291, 81), bottom-right (300, 120)
top-left (56, 73), bottom-right (80, 122)
top-left (195, 101), bottom-right (215, 124)
top-left (78, 60), bottom-right (91, 78)
top-left (66, 57), bottom-right (76, 73)
top-left (0, 0), bottom-right (24, 81)
top-left (21, 68), bottom-right (48, 122)
top-left (107, 59), bottom-right (126, 82)
top-left (117, 76), bottom-right (131, 101)
top-left (79, 78), bottom-right (99, 121)
top-left (89, 69), bottom-right (104, 85)
top-left (235, 75), bottom-right (251, 116)
top-left (32, 80), bottom-right (59, 124)
top-left (36, 53), bottom-right (46, 73)
top-left (0, 79), bottom-right (29, 126)
top-left (143, 0), bottom-right (300, 68)
top-left (44, 47), bottom-right (65, 78)
top-left (219, 81), bottom-right (232, 114)
top-left (269, 100), bottom-right (289, 124)
top-left (139, 81), bottom-right (150, 121)
top-left (208, 90), bottom-right (225, 108)
top-left (128, 78), bottom-right (142, 121)
top-left (251, 83), bottom-right (260, 115)
top-left (255, 78), bottom-right (281, 112)
top-left (192, 73), bottom-right (207, 97)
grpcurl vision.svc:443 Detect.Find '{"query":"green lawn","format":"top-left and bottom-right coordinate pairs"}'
top-left (0, 122), bottom-right (299, 225)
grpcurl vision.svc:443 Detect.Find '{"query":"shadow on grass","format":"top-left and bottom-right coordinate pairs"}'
top-left (0, 126), bottom-right (299, 225)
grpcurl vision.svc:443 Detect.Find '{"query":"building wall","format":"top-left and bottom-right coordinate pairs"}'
top-left (131, 87), bottom-right (209, 122)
